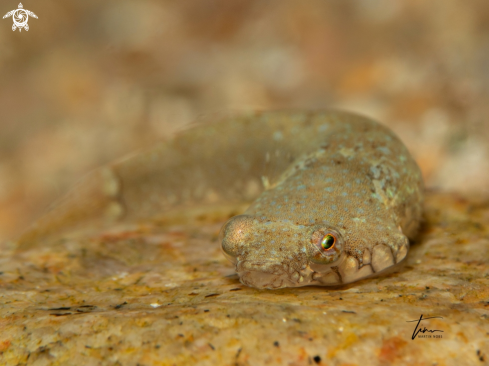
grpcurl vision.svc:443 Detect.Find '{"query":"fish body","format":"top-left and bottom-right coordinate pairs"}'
top-left (18, 111), bottom-right (423, 289)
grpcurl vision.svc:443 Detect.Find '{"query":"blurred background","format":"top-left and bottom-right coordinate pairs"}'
top-left (1, 0), bottom-right (488, 241)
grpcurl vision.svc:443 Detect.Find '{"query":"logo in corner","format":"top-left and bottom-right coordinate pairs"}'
top-left (3, 3), bottom-right (37, 32)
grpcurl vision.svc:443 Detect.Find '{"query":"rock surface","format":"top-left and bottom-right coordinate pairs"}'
top-left (1, 191), bottom-right (488, 366)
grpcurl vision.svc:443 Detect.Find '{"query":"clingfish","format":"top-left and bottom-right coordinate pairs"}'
top-left (18, 111), bottom-right (423, 289)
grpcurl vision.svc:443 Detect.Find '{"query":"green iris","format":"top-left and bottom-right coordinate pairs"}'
top-left (321, 234), bottom-right (335, 250)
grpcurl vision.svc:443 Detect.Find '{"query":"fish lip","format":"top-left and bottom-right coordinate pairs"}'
top-left (236, 259), bottom-right (285, 275)
top-left (235, 259), bottom-right (285, 289)
top-left (236, 260), bottom-right (314, 289)
top-left (238, 270), bottom-right (291, 289)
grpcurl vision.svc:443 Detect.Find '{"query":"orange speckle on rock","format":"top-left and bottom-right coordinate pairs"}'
top-left (0, 340), bottom-right (11, 352)
top-left (456, 331), bottom-right (468, 343)
top-left (379, 336), bottom-right (407, 363)
top-left (297, 347), bottom-right (308, 361)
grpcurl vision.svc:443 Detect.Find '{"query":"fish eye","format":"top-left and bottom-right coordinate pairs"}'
top-left (320, 234), bottom-right (336, 251)
top-left (308, 225), bottom-right (343, 265)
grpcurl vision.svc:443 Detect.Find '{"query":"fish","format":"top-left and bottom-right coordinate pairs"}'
top-left (17, 110), bottom-right (423, 289)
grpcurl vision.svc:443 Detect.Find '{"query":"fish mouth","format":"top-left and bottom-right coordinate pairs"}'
top-left (238, 270), bottom-right (290, 289)
top-left (236, 260), bottom-right (313, 289)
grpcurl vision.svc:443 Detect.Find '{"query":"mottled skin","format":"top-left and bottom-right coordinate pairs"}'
top-left (17, 111), bottom-right (423, 289)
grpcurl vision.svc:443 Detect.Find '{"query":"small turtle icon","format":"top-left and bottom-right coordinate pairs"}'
top-left (3, 3), bottom-right (37, 32)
